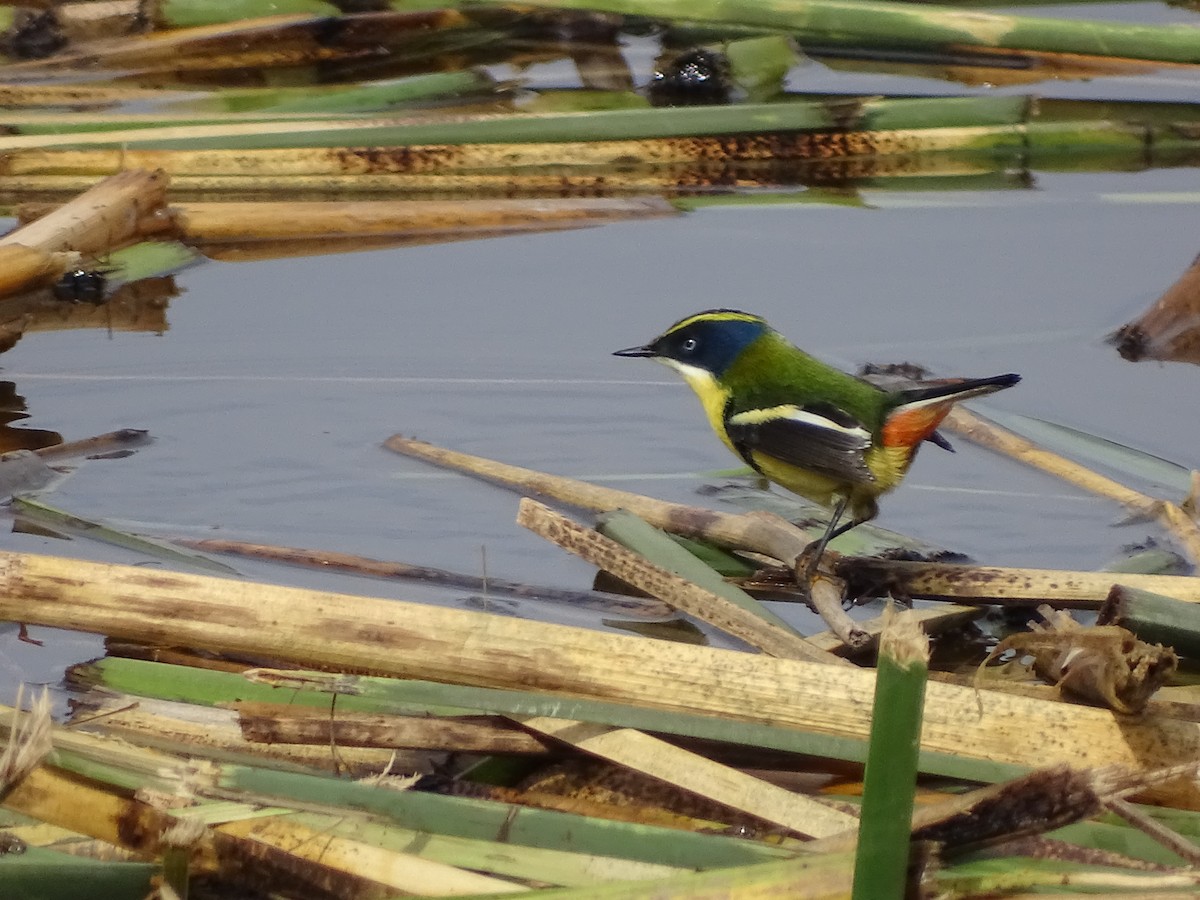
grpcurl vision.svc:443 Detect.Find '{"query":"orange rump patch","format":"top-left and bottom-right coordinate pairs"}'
top-left (881, 403), bottom-right (953, 449)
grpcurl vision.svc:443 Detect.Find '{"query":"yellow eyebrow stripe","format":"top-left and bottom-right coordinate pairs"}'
top-left (662, 310), bottom-right (765, 336)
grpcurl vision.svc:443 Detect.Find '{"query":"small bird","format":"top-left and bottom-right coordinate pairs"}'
top-left (614, 309), bottom-right (1019, 570)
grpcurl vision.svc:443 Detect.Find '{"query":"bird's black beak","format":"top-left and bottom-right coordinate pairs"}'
top-left (613, 345), bottom-right (655, 358)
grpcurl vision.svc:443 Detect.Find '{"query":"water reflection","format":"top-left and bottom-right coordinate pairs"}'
top-left (0, 275), bottom-right (176, 355)
top-left (0, 275), bottom-right (177, 450)
top-left (0, 381), bottom-right (60, 452)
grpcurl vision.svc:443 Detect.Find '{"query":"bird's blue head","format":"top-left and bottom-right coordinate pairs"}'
top-left (613, 309), bottom-right (769, 379)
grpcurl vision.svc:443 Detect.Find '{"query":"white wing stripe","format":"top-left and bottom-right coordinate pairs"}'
top-left (728, 405), bottom-right (871, 444)
top-left (896, 385), bottom-right (997, 411)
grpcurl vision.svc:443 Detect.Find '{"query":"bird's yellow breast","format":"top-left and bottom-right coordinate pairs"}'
top-left (746, 452), bottom-right (842, 507)
top-left (864, 444), bottom-right (911, 492)
top-left (661, 360), bottom-right (739, 455)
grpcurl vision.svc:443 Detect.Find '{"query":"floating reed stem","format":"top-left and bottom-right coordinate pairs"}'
top-left (0, 168), bottom-right (168, 256)
top-left (0, 169), bottom-right (168, 297)
top-left (169, 197), bottom-right (678, 242)
top-left (837, 557), bottom-right (1200, 607)
top-left (4, 549), bottom-right (1200, 794)
top-left (34, 428), bottom-right (151, 461)
top-left (234, 702), bottom-right (552, 756)
top-left (944, 407), bottom-right (1200, 564)
top-left (176, 535), bottom-right (671, 617)
top-left (509, 0), bottom-right (1200, 64)
top-left (386, 435), bottom-right (864, 643)
top-left (517, 498), bottom-right (846, 664)
top-left (1100, 585), bottom-right (1200, 659)
top-left (517, 715), bottom-right (858, 838)
top-left (597, 509), bottom-right (794, 631)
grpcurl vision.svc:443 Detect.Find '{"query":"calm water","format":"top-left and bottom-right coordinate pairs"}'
top-left (3, 9), bottom-right (1200, 701)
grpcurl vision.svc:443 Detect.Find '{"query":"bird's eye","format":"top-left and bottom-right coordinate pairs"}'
top-left (681, 338), bottom-right (698, 353)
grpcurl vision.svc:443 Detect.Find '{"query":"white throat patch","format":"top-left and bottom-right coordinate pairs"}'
top-left (658, 358), bottom-right (715, 388)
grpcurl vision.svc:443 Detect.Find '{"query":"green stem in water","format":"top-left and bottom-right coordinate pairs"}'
top-left (852, 608), bottom-right (930, 900)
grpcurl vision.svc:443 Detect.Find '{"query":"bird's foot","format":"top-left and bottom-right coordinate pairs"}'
top-left (792, 562), bottom-right (870, 650)
top-left (795, 540), bottom-right (841, 587)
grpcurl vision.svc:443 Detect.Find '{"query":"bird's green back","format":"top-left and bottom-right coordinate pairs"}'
top-left (721, 329), bottom-right (889, 431)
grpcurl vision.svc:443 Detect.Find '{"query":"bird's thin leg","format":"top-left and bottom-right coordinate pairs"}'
top-left (824, 514), bottom-right (865, 544)
top-left (800, 495), bottom-right (849, 583)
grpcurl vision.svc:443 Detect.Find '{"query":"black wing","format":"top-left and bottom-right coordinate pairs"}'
top-left (724, 401), bottom-right (875, 484)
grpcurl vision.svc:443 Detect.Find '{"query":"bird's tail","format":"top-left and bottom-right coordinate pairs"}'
top-left (882, 373), bottom-right (1020, 450)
